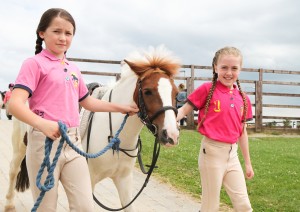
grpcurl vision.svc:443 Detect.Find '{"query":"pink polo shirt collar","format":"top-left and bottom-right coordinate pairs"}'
top-left (215, 80), bottom-right (238, 93)
top-left (41, 49), bottom-right (70, 65)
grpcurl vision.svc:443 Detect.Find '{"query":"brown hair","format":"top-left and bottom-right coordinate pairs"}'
top-left (35, 8), bottom-right (76, 55)
top-left (198, 46), bottom-right (248, 128)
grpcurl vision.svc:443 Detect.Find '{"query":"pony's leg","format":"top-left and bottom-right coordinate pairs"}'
top-left (113, 173), bottom-right (135, 212)
top-left (4, 122), bottom-right (27, 211)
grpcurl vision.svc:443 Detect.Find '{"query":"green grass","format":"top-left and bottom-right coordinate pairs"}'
top-left (138, 128), bottom-right (300, 211)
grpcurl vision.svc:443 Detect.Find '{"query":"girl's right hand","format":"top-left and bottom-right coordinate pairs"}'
top-left (176, 103), bottom-right (193, 121)
top-left (122, 104), bottom-right (139, 116)
top-left (37, 119), bottom-right (60, 141)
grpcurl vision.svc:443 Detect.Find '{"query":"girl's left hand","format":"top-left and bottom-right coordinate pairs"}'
top-left (245, 163), bottom-right (254, 180)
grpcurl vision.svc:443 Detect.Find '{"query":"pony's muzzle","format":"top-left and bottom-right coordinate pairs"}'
top-left (160, 129), bottom-right (179, 146)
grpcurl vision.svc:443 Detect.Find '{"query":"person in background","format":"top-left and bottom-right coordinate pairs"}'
top-left (0, 90), bottom-right (5, 119)
top-left (9, 8), bottom-right (138, 211)
top-left (177, 46), bottom-right (254, 212)
top-left (3, 83), bottom-right (14, 120)
top-left (176, 83), bottom-right (187, 126)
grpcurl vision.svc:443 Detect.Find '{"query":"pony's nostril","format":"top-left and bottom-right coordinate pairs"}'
top-left (168, 139), bottom-right (174, 145)
top-left (161, 129), bottom-right (176, 145)
top-left (162, 129), bottom-right (168, 138)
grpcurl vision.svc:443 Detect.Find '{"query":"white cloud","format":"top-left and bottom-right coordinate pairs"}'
top-left (0, 0), bottom-right (300, 91)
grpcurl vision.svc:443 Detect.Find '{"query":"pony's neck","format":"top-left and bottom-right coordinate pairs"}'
top-left (111, 74), bottom-right (138, 105)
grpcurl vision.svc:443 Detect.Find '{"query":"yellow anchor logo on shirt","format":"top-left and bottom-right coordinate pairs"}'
top-left (214, 100), bottom-right (221, 112)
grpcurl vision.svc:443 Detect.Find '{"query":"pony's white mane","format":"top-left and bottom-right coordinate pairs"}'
top-left (105, 79), bottom-right (118, 90)
top-left (120, 45), bottom-right (180, 80)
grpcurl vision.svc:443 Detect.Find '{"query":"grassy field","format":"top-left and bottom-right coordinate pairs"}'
top-left (138, 128), bottom-right (300, 211)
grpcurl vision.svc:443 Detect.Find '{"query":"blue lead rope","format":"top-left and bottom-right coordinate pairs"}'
top-left (31, 114), bottom-right (129, 212)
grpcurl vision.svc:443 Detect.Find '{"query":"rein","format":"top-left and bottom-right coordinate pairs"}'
top-left (31, 115), bottom-right (128, 212)
top-left (93, 138), bottom-right (160, 211)
top-left (108, 90), bottom-right (141, 157)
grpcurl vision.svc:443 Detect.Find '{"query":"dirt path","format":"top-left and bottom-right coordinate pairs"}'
top-left (0, 119), bottom-right (203, 211)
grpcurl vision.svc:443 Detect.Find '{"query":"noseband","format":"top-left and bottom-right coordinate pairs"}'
top-left (136, 80), bottom-right (178, 135)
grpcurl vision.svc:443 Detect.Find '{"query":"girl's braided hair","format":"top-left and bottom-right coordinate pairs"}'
top-left (198, 47), bottom-right (248, 128)
top-left (35, 8), bottom-right (76, 55)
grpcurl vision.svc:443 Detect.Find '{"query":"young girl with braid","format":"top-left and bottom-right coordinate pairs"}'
top-left (177, 46), bottom-right (254, 212)
top-left (9, 8), bottom-right (138, 211)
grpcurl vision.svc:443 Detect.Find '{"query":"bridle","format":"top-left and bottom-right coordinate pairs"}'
top-left (136, 79), bottom-right (178, 135)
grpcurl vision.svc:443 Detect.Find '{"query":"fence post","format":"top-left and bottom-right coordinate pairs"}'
top-left (186, 77), bottom-right (194, 128)
top-left (116, 73), bottom-right (121, 81)
top-left (185, 65), bottom-right (195, 128)
top-left (255, 68), bottom-right (263, 132)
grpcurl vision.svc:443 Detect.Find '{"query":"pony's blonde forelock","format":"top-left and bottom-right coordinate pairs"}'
top-left (122, 45), bottom-right (181, 79)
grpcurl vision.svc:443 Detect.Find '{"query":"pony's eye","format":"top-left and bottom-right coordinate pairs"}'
top-left (144, 90), bottom-right (152, 96)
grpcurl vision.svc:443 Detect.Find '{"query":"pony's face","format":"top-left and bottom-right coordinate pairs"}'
top-left (125, 55), bottom-right (180, 146)
top-left (135, 73), bottom-right (180, 146)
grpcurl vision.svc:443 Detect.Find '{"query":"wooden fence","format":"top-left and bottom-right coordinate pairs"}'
top-left (68, 58), bottom-right (300, 133)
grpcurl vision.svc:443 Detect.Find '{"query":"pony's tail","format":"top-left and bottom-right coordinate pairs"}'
top-left (15, 131), bottom-right (29, 192)
top-left (15, 156), bottom-right (29, 192)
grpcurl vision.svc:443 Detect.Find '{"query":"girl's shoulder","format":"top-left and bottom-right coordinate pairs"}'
top-left (197, 81), bottom-right (213, 91)
top-left (191, 81), bottom-right (212, 97)
top-left (21, 56), bottom-right (41, 69)
top-left (202, 81), bottom-right (213, 88)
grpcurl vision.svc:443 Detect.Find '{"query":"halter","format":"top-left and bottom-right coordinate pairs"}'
top-left (136, 80), bottom-right (178, 135)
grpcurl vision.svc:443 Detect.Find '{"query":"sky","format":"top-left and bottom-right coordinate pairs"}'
top-left (0, 0), bottom-right (300, 92)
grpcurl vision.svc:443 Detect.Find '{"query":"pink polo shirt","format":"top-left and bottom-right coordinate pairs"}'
top-left (15, 49), bottom-right (89, 127)
top-left (188, 81), bottom-right (253, 143)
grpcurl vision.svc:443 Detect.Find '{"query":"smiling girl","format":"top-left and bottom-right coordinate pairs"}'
top-left (177, 46), bottom-right (254, 212)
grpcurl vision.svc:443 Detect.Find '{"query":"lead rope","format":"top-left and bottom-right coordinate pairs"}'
top-left (31, 114), bottom-right (129, 212)
top-left (93, 138), bottom-right (160, 211)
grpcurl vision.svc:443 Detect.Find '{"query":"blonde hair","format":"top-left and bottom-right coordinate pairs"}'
top-left (198, 47), bottom-right (248, 128)
top-left (178, 83), bottom-right (185, 91)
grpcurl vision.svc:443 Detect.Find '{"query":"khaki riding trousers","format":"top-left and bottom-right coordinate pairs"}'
top-left (26, 127), bottom-right (94, 212)
top-left (199, 137), bottom-right (252, 212)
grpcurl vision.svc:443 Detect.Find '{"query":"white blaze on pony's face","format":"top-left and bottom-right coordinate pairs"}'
top-left (157, 78), bottom-right (180, 146)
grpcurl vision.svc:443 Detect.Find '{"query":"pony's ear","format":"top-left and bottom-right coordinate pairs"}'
top-left (123, 59), bottom-right (130, 65)
top-left (124, 59), bottom-right (136, 70)
top-left (123, 59), bottom-right (145, 77)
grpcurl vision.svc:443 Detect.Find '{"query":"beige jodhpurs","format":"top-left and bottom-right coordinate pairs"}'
top-left (199, 137), bottom-right (252, 212)
top-left (26, 127), bottom-right (94, 212)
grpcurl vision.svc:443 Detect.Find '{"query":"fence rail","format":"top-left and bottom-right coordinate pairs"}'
top-left (68, 58), bottom-right (300, 133)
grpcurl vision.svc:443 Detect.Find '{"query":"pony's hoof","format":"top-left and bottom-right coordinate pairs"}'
top-left (4, 205), bottom-right (16, 212)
